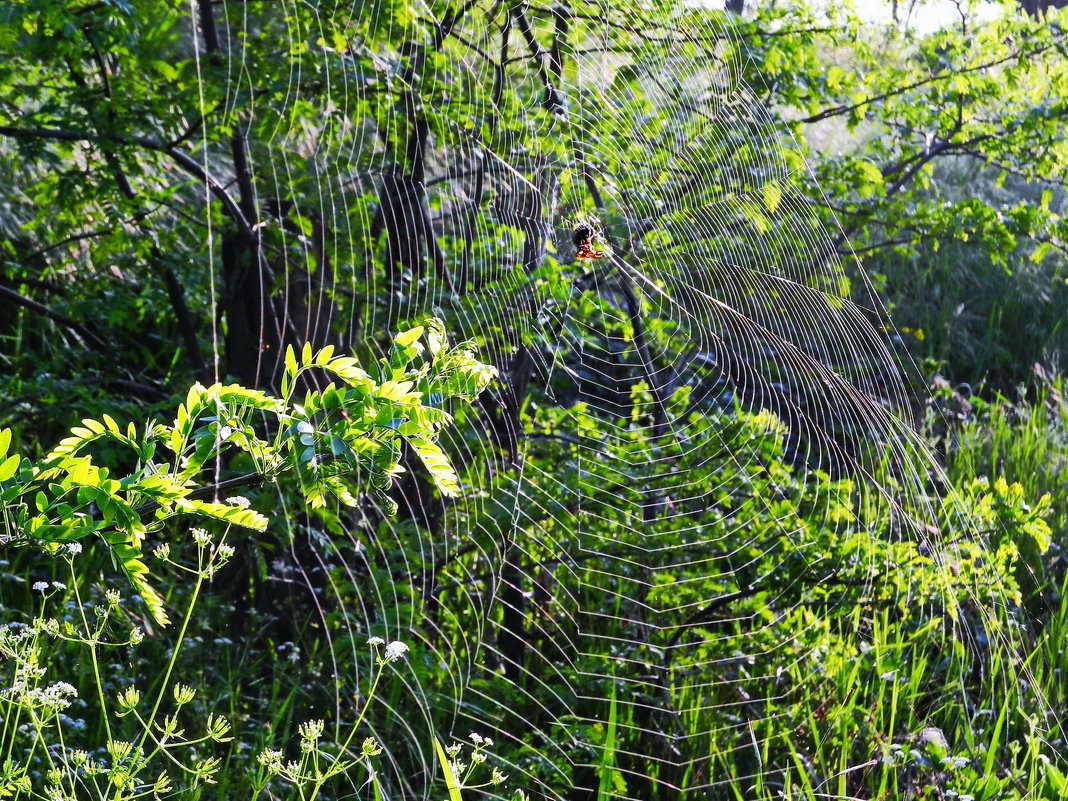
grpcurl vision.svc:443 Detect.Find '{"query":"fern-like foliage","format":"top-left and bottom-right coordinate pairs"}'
top-left (0, 319), bottom-right (495, 626)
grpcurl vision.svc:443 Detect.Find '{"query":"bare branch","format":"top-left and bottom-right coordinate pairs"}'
top-left (510, 4), bottom-right (565, 114)
top-left (0, 283), bottom-right (110, 353)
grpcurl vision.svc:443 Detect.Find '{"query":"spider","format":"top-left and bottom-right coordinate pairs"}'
top-left (572, 222), bottom-right (604, 259)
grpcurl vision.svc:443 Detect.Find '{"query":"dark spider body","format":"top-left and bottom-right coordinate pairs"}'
top-left (572, 225), bottom-right (594, 249)
top-left (572, 223), bottom-right (604, 259)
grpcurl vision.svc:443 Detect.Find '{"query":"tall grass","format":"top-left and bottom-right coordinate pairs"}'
top-left (932, 373), bottom-right (1068, 607)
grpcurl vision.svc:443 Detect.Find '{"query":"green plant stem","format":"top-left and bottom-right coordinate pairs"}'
top-left (70, 564), bottom-right (114, 748)
top-left (135, 554), bottom-right (206, 759)
top-left (304, 659), bottom-right (387, 799)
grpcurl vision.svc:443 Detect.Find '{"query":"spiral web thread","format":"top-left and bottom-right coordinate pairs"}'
top-left (195, 1), bottom-right (1051, 798)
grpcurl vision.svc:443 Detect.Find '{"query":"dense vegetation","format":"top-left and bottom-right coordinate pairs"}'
top-left (0, 0), bottom-right (1066, 799)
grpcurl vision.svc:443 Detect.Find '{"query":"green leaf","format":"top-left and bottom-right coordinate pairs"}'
top-left (315, 344), bottom-right (335, 365)
top-left (182, 501), bottom-right (269, 531)
top-left (433, 737), bottom-right (463, 801)
top-left (169, 427), bottom-right (183, 455)
top-left (394, 325), bottom-right (425, 348)
top-left (1031, 241), bottom-right (1051, 263)
top-left (285, 345), bottom-right (298, 376)
top-left (290, 212), bottom-right (314, 237)
top-left (408, 437), bottom-right (460, 497)
top-left (761, 181), bottom-right (782, 214)
top-left (0, 454), bottom-right (19, 483)
top-left (857, 159), bottom-right (883, 186)
top-left (377, 380), bottom-right (416, 401)
top-left (425, 317), bottom-right (446, 356)
top-left (151, 59), bottom-right (178, 81)
top-left (115, 543), bottom-right (170, 627)
top-left (82, 417), bottom-right (106, 435)
top-left (740, 200), bottom-right (770, 234)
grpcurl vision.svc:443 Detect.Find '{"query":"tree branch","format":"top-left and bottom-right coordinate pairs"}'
top-left (160, 260), bottom-right (209, 379)
top-left (510, 4), bottom-right (565, 114)
top-left (0, 124), bottom-right (254, 240)
top-left (0, 283), bottom-right (110, 353)
top-left (836, 238), bottom-right (911, 256)
top-left (800, 37), bottom-right (1065, 125)
top-left (130, 471), bottom-right (266, 521)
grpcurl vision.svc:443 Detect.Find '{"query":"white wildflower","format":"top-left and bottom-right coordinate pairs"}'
top-left (117, 686), bottom-right (140, 711)
top-left (382, 641), bottom-right (409, 662)
top-left (257, 749), bottom-right (284, 774)
top-left (298, 719), bottom-right (324, 742)
top-left (257, 748), bottom-right (283, 765)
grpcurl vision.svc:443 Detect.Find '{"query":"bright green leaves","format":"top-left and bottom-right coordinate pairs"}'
top-left (174, 500), bottom-right (269, 532)
top-left (393, 325), bottom-right (424, 348)
top-left (279, 319), bottom-right (496, 511)
top-left (761, 181), bottom-right (783, 215)
top-left (115, 542), bottom-right (170, 627)
top-left (0, 455), bottom-right (19, 483)
top-left (739, 198), bottom-right (772, 234)
top-left (0, 427), bottom-right (19, 485)
top-left (408, 437), bottom-right (460, 497)
top-left (0, 320), bottom-right (493, 627)
top-left (853, 160), bottom-right (884, 197)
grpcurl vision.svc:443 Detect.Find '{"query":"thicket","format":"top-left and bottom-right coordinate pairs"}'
top-left (1, 1), bottom-right (1067, 799)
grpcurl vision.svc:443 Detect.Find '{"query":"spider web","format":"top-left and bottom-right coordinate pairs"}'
top-left (119, 0), bottom-right (1051, 798)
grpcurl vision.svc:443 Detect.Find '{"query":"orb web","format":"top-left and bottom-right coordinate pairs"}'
top-left (184, 1), bottom-right (1051, 799)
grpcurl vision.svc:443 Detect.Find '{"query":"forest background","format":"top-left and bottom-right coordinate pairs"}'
top-left (0, 0), bottom-right (1066, 799)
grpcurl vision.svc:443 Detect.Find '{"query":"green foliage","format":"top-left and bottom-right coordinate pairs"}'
top-left (0, 322), bottom-right (494, 626)
top-left (0, 554), bottom-right (418, 800)
top-left (734, 4), bottom-right (1068, 388)
top-left (0, 323), bottom-right (498, 800)
top-left (0, 531), bottom-right (236, 799)
top-left (423, 381), bottom-right (1054, 798)
top-left (929, 373), bottom-right (1068, 608)
top-left (1, 0), bottom-right (1067, 799)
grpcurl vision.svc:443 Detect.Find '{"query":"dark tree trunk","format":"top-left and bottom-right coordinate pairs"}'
top-left (221, 230), bottom-right (283, 388)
